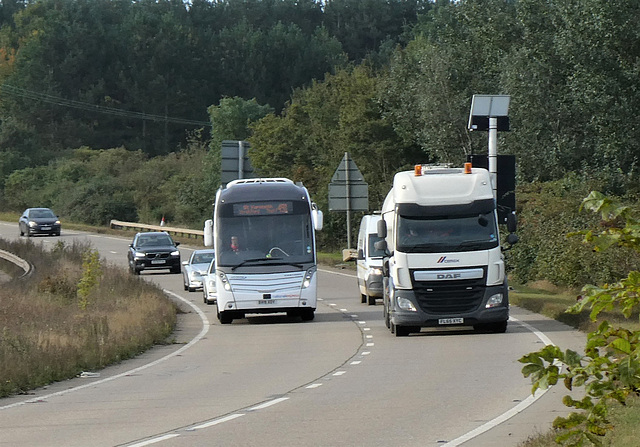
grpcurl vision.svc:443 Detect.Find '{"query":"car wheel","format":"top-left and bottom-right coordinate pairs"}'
top-left (360, 293), bottom-right (366, 304)
top-left (188, 287), bottom-right (195, 292)
top-left (367, 294), bottom-right (376, 305)
top-left (171, 266), bottom-right (181, 274)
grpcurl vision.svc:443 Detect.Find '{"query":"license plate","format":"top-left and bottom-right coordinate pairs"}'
top-left (439, 318), bottom-right (464, 325)
top-left (151, 260), bottom-right (166, 264)
top-left (259, 299), bottom-right (275, 304)
top-left (41, 226), bottom-right (51, 231)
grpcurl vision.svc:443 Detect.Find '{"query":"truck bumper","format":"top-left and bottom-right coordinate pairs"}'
top-left (390, 284), bottom-right (509, 328)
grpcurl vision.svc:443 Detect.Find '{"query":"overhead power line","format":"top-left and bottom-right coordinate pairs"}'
top-left (0, 84), bottom-right (212, 127)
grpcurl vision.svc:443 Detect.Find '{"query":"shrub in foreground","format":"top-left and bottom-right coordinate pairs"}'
top-left (0, 238), bottom-right (177, 397)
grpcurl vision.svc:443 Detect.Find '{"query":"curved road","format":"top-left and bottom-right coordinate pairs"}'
top-left (0, 224), bottom-right (585, 446)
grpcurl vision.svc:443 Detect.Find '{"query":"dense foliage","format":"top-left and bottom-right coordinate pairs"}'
top-left (520, 193), bottom-right (640, 445)
top-left (0, 0), bottom-right (639, 282)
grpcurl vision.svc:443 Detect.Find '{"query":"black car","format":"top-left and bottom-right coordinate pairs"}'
top-left (127, 231), bottom-right (181, 275)
top-left (19, 208), bottom-right (61, 237)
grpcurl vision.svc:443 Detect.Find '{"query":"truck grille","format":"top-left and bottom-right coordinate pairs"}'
top-left (410, 267), bottom-right (486, 315)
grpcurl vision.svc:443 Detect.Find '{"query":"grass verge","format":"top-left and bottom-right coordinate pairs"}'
top-left (0, 237), bottom-right (177, 398)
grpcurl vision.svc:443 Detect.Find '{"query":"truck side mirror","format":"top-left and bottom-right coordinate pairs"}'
top-left (506, 233), bottom-right (519, 245)
top-left (377, 219), bottom-right (387, 238)
top-left (506, 212), bottom-right (517, 233)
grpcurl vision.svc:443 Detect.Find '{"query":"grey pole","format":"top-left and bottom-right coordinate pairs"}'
top-left (238, 141), bottom-right (244, 179)
top-left (345, 152), bottom-right (351, 249)
top-left (488, 117), bottom-right (498, 199)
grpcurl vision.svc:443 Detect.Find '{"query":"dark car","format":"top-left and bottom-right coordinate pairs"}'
top-left (19, 208), bottom-right (61, 237)
top-left (127, 231), bottom-right (181, 275)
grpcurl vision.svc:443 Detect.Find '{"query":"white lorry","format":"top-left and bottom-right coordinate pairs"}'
top-left (355, 214), bottom-right (385, 305)
top-left (376, 163), bottom-right (517, 336)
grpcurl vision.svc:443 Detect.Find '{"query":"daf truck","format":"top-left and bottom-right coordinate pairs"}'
top-left (376, 163), bottom-right (517, 336)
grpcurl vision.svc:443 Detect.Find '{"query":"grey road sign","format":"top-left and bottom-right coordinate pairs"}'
top-left (328, 153), bottom-right (368, 212)
top-left (221, 140), bottom-right (254, 185)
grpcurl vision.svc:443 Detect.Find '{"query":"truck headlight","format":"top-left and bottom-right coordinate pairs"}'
top-left (367, 267), bottom-right (382, 278)
top-left (396, 296), bottom-right (417, 312)
top-left (485, 293), bottom-right (503, 308)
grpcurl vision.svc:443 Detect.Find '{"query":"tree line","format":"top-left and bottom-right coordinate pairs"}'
top-left (1, 0), bottom-right (640, 287)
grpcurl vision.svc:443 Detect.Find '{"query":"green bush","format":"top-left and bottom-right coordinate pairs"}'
top-left (508, 173), bottom-right (640, 287)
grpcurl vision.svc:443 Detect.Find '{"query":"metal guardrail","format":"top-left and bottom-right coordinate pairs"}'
top-left (109, 220), bottom-right (204, 239)
top-left (0, 248), bottom-right (31, 276)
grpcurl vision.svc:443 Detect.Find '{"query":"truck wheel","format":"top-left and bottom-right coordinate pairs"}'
top-left (367, 294), bottom-right (376, 305)
top-left (361, 294), bottom-right (367, 304)
top-left (395, 325), bottom-right (410, 337)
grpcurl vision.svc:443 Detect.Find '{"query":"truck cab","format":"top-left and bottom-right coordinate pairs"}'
top-left (377, 164), bottom-right (516, 336)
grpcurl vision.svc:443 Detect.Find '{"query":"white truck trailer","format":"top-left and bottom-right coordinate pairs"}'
top-left (376, 163), bottom-right (517, 336)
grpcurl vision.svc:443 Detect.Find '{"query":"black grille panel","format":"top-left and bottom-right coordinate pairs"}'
top-left (411, 268), bottom-right (486, 315)
top-left (147, 252), bottom-right (170, 259)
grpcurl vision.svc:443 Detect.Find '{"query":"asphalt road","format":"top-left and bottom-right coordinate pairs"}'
top-left (0, 224), bottom-right (586, 446)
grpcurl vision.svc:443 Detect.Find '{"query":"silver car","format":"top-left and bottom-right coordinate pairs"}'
top-left (182, 249), bottom-right (215, 292)
top-left (201, 258), bottom-right (217, 305)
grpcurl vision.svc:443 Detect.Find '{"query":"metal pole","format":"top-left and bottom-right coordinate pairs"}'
top-left (345, 152), bottom-right (351, 249)
top-left (488, 117), bottom-right (498, 200)
top-left (238, 141), bottom-right (244, 179)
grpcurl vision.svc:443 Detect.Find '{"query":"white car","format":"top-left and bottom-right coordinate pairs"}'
top-left (182, 249), bottom-right (215, 292)
top-left (201, 258), bottom-right (217, 305)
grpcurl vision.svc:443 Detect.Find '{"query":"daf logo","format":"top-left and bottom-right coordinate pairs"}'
top-left (437, 273), bottom-right (461, 279)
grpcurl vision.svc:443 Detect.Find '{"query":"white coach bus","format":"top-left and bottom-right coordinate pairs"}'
top-left (204, 178), bottom-right (323, 324)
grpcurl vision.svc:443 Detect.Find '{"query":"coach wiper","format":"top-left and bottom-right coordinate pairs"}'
top-left (231, 257), bottom-right (303, 271)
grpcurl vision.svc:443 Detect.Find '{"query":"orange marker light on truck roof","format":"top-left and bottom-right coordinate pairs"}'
top-left (464, 162), bottom-right (472, 174)
top-left (414, 164), bottom-right (422, 176)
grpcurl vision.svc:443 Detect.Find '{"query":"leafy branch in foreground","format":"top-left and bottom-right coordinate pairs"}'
top-left (519, 191), bottom-right (640, 446)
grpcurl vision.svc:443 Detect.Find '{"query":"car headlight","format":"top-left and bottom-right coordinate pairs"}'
top-left (207, 278), bottom-right (217, 292)
top-left (55, 220), bottom-right (61, 225)
top-left (28, 221), bottom-right (38, 227)
top-left (134, 252), bottom-right (146, 259)
top-left (396, 296), bottom-right (417, 312)
top-left (485, 293), bottom-right (504, 308)
top-left (189, 271), bottom-right (202, 280)
top-left (171, 250), bottom-right (180, 256)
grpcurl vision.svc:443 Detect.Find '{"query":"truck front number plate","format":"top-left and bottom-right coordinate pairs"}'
top-left (259, 299), bottom-right (275, 304)
top-left (439, 318), bottom-right (464, 325)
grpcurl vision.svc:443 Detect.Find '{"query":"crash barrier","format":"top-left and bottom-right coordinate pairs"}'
top-left (109, 220), bottom-right (204, 240)
top-left (0, 248), bottom-right (32, 277)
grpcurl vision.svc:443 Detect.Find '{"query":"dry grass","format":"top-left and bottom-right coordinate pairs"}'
top-left (0, 238), bottom-right (177, 397)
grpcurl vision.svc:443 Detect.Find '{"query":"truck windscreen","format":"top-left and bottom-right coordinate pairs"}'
top-left (397, 213), bottom-right (499, 253)
top-left (216, 201), bottom-right (314, 267)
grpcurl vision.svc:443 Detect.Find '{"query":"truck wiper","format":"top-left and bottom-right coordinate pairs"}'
top-left (457, 240), bottom-right (493, 250)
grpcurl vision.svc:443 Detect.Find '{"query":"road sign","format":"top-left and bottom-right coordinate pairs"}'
top-left (328, 153), bottom-right (368, 212)
top-left (328, 152), bottom-right (368, 249)
top-left (221, 140), bottom-right (254, 185)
